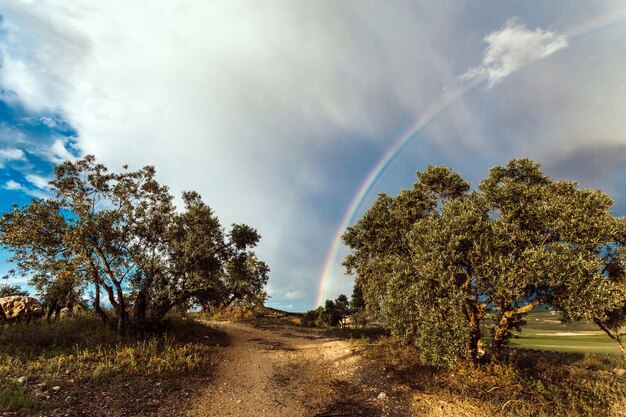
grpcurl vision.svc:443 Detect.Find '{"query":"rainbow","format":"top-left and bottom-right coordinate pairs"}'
top-left (315, 8), bottom-right (626, 307)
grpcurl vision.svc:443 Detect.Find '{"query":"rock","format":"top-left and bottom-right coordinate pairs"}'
top-left (0, 296), bottom-right (43, 323)
top-left (377, 392), bottom-right (388, 401)
top-left (52, 386), bottom-right (61, 391)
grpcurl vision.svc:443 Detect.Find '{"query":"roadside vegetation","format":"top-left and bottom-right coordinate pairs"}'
top-left (363, 334), bottom-right (626, 416)
top-left (0, 313), bottom-right (227, 415)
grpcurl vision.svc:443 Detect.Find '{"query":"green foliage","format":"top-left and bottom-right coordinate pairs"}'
top-left (301, 308), bottom-right (320, 327)
top-left (317, 299), bottom-right (341, 327)
top-left (0, 380), bottom-right (41, 413)
top-left (0, 155), bottom-right (269, 333)
top-left (301, 294), bottom-right (352, 328)
top-left (343, 159), bottom-right (626, 367)
top-left (0, 284), bottom-right (28, 297)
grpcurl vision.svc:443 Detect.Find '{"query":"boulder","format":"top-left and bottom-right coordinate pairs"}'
top-left (0, 296), bottom-right (44, 323)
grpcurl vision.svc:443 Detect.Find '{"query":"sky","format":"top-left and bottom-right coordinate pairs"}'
top-left (0, 1), bottom-right (626, 311)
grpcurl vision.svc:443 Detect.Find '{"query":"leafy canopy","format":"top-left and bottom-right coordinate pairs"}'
top-left (0, 156), bottom-right (269, 333)
top-left (343, 159), bottom-right (626, 366)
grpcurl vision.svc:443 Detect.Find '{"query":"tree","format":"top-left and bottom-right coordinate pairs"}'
top-left (349, 283), bottom-right (367, 328)
top-left (334, 294), bottom-right (350, 328)
top-left (0, 284), bottom-right (28, 297)
top-left (301, 308), bottom-right (319, 327)
top-left (0, 156), bottom-right (269, 333)
top-left (315, 299), bottom-right (341, 327)
top-left (343, 159), bottom-right (626, 366)
top-left (350, 283), bottom-right (366, 312)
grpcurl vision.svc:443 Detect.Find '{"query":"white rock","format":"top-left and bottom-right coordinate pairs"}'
top-left (377, 392), bottom-right (387, 401)
top-left (52, 386), bottom-right (61, 391)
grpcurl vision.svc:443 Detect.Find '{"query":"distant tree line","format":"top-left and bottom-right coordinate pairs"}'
top-left (343, 159), bottom-right (626, 366)
top-left (302, 284), bottom-right (366, 328)
top-left (0, 156), bottom-right (269, 333)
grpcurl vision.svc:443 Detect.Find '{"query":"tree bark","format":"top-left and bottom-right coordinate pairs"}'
top-left (491, 299), bottom-right (542, 361)
top-left (112, 280), bottom-right (127, 334)
top-left (596, 321), bottom-right (626, 360)
top-left (93, 283), bottom-right (111, 328)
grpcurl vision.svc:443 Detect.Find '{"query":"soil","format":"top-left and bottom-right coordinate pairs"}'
top-left (182, 321), bottom-right (413, 417)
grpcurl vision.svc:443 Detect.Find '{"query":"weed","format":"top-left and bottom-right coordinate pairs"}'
top-left (0, 381), bottom-right (41, 412)
top-left (0, 314), bottom-right (226, 414)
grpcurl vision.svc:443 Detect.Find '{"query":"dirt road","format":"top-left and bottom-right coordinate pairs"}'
top-left (185, 322), bottom-right (410, 417)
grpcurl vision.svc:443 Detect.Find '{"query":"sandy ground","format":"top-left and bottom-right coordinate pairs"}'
top-left (184, 322), bottom-right (411, 417)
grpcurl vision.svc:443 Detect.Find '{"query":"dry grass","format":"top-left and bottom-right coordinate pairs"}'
top-left (0, 314), bottom-right (227, 414)
top-left (361, 336), bottom-right (626, 417)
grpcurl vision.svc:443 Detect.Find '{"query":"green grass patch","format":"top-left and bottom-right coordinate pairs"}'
top-left (510, 328), bottom-right (622, 354)
top-left (0, 381), bottom-right (41, 413)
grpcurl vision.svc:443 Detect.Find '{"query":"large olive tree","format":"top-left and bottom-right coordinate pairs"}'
top-left (343, 159), bottom-right (626, 366)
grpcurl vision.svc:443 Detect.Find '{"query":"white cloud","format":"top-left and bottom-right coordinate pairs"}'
top-left (24, 173), bottom-right (50, 189)
top-left (4, 179), bottom-right (22, 190)
top-left (48, 137), bottom-right (75, 163)
top-left (0, 147), bottom-right (26, 167)
top-left (460, 19), bottom-right (568, 87)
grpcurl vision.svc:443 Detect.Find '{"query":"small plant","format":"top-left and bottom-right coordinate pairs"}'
top-left (0, 380), bottom-right (41, 412)
top-left (0, 314), bottom-right (226, 413)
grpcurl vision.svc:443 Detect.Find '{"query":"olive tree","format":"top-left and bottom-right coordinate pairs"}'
top-left (0, 155), bottom-right (269, 333)
top-left (343, 159), bottom-right (626, 366)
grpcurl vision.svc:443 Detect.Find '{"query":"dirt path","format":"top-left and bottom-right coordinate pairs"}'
top-left (185, 322), bottom-right (410, 417)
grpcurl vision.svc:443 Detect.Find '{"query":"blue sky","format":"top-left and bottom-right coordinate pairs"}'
top-left (1, 1), bottom-right (626, 311)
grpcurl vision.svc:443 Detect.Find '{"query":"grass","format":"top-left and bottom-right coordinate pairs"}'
top-left (342, 308), bottom-right (626, 416)
top-left (364, 335), bottom-right (626, 416)
top-left (499, 309), bottom-right (624, 355)
top-left (509, 328), bottom-right (621, 354)
top-left (0, 314), bottom-right (227, 414)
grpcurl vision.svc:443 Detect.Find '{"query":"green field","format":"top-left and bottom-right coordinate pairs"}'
top-left (506, 309), bottom-right (622, 354)
top-left (509, 328), bottom-right (621, 354)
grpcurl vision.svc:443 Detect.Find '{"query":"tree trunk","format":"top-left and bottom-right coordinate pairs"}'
top-left (491, 300), bottom-right (542, 361)
top-left (467, 315), bottom-right (482, 365)
top-left (464, 300), bottom-right (486, 365)
top-left (491, 315), bottom-right (510, 361)
top-left (46, 299), bottom-right (57, 323)
top-left (93, 284), bottom-right (111, 328)
top-left (596, 321), bottom-right (626, 360)
top-left (112, 281), bottom-right (127, 334)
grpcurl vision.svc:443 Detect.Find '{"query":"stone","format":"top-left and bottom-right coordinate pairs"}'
top-left (377, 392), bottom-right (387, 401)
top-left (0, 296), bottom-right (43, 323)
top-left (52, 386), bottom-right (61, 391)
